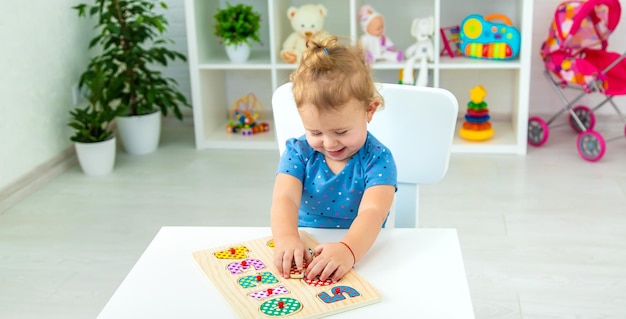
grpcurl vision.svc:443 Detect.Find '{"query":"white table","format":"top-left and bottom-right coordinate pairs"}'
top-left (97, 227), bottom-right (475, 318)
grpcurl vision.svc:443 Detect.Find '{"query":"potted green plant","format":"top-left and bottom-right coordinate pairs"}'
top-left (73, 0), bottom-right (190, 155)
top-left (213, 2), bottom-right (262, 63)
top-left (69, 65), bottom-right (123, 176)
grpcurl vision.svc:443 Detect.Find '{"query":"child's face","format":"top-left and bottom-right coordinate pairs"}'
top-left (299, 99), bottom-right (377, 163)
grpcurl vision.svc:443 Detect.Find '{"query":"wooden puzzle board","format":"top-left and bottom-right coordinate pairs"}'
top-left (192, 230), bottom-right (381, 318)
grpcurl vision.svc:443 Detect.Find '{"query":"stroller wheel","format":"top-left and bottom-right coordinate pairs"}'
top-left (569, 105), bottom-right (596, 133)
top-left (576, 130), bottom-right (606, 162)
top-left (528, 116), bottom-right (549, 147)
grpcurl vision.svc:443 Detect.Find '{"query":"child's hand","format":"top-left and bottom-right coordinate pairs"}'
top-left (273, 237), bottom-right (312, 278)
top-left (305, 242), bottom-right (355, 282)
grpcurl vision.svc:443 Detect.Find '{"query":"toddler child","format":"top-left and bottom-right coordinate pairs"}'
top-left (271, 36), bottom-right (397, 282)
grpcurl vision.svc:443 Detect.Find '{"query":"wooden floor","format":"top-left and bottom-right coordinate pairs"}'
top-left (1, 120), bottom-right (625, 319)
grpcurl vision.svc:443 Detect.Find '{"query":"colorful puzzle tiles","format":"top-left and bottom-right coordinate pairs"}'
top-left (192, 230), bottom-right (381, 318)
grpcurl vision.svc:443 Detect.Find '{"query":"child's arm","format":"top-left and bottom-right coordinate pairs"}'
top-left (306, 184), bottom-right (395, 281)
top-left (270, 173), bottom-right (311, 278)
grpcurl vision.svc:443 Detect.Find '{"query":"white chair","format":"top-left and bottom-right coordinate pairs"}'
top-left (272, 82), bottom-right (458, 228)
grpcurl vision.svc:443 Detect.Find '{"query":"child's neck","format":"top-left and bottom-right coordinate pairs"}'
top-left (325, 156), bottom-right (348, 175)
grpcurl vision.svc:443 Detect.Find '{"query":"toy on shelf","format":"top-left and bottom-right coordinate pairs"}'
top-left (459, 85), bottom-right (494, 141)
top-left (359, 5), bottom-right (403, 64)
top-left (439, 25), bottom-right (463, 58)
top-left (226, 93), bottom-right (270, 136)
top-left (459, 14), bottom-right (520, 60)
top-left (280, 4), bottom-right (329, 64)
top-left (400, 16), bottom-right (434, 86)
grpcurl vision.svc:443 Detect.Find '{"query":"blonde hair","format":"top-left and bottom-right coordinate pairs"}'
top-left (290, 36), bottom-right (383, 112)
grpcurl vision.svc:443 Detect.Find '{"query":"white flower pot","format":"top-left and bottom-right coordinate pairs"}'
top-left (225, 43), bottom-right (251, 63)
top-left (74, 137), bottom-right (116, 176)
top-left (116, 111), bottom-right (161, 155)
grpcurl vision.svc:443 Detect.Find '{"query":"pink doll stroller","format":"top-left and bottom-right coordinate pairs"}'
top-left (528, 0), bottom-right (626, 161)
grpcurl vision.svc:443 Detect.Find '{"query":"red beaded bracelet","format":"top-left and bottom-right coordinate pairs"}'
top-left (339, 241), bottom-right (356, 264)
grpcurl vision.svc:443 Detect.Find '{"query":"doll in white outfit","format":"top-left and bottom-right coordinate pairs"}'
top-left (359, 5), bottom-right (403, 63)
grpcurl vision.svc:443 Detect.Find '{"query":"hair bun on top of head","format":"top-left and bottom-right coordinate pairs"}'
top-left (306, 36), bottom-right (336, 54)
top-left (300, 36), bottom-right (340, 71)
top-left (299, 35), bottom-right (371, 76)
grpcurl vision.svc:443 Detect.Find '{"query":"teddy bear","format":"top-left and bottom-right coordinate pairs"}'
top-left (359, 5), bottom-right (403, 63)
top-left (280, 4), bottom-right (330, 64)
top-left (402, 16), bottom-right (435, 86)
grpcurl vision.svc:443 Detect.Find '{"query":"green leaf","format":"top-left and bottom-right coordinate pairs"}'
top-left (72, 0), bottom-right (189, 125)
top-left (213, 2), bottom-right (262, 46)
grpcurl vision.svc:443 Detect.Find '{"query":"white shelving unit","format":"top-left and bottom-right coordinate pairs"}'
top-left (185, 0), bottom-right (533, 154)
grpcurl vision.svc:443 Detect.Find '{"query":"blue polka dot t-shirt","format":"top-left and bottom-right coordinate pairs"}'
top-left (277, 132), bottom-right (397, 228)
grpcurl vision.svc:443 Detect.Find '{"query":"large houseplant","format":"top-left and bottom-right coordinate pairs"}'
top-left (69, 66), bottom-right (122, 176)
top-left (213, 2), bottom-right (262, 62)
top-left (74, 0), bottom-right (190, 155)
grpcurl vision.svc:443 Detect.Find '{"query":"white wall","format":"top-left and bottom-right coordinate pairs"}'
top-left (156, 0), bottom-right (192, 115)
top-left (530, 0), bottom-right (626, 117)
top-left (0, 0), bottom-right (192, 192)
top-left (0, 0), bottom-right (93, 190)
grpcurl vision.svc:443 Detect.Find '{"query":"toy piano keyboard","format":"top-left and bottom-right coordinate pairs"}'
top-left (459, 14), bottom-right (520, 60)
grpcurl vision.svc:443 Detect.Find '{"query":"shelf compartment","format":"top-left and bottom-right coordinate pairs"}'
top-left (451, 120), bottom-right (524, 154)
top-left (271, 0), bottom-right (351, 66)
top-left (198, 118), bottom-right (278, 150)
top-left (354, 0), bottom-right (435, 50)
top-left (188, 0), bottom-right (271, 65)
top-left (439, 69), bottom-right (519, 117)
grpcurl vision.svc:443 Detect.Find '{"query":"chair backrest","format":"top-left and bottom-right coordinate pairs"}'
top-left (272, 82), bottom-right (458, 227)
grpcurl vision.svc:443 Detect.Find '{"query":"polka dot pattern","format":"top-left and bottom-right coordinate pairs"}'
top-left (226, 258), bottom-right (266, 275)
top-left (213, 246), bottom-right (249, 259)
top-left (238, 272), bottom-right (279, 288)
top-left (248, 285), bottom-right (289, 301)
top-left (259, 297), bottom-right (302, 316)
top-left (317, 285), bottom-right (361, 303)
top-left (303, 276), bottom-right (335, 287)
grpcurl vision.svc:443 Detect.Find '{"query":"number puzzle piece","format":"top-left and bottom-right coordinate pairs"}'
top-left (317, 285), bottom-right (361, 304)
top-left (259, 297), bottom-right (302, 317)
top-left (213, 246), bottom-right (249, 259)
top-left (238, 272), bottom-right (279, 288)
top-left (289, 263), bottom-right (306, 279)
top-left (302, 276), bottom-right (335, 287)
top-left (248, 285), bottom-right (289, 301)
top-left (227, 258), bottom-right (266, 274)
top-left (289, 257), bottom-right (312, 279)
top-left (266, 239), bottom-right (275, 248)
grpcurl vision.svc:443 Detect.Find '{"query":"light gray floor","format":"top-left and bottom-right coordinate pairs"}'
top-left (1, 120), bottom-right (625, 319)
